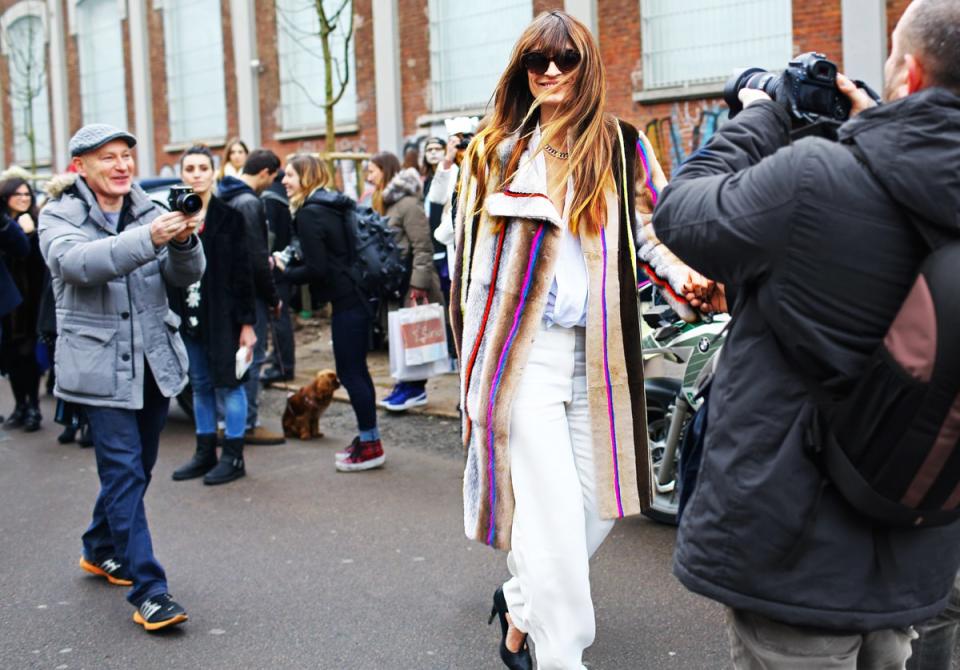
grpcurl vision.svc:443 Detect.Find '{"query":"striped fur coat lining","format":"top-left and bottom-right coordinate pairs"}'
top-left (451, 120), bottom-right (670, 550)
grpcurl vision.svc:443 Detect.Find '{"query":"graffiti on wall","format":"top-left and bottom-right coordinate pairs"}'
top-left (645, 102), bottom-right (728, 175)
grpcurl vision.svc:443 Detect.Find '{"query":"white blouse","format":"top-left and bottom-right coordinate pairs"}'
top-left (512, 126), bottom-right (588, 329)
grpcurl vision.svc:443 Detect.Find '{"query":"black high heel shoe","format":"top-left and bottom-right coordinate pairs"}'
top-left (488, 587), bottom-right (532, 670)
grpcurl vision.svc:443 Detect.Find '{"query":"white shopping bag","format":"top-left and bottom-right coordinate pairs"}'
top-left (235, 346), bottom-right (252, 380)
top-left (396, 303), bottom-right (448, 366)
top-left (388, 305), bottom-right (449, 381)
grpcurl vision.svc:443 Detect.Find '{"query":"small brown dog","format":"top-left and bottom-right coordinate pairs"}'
top-left (282, 370), bottom-right (340, 440)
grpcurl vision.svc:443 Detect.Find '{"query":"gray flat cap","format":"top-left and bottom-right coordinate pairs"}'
top-left (69, 124), bottom-right (137, 157)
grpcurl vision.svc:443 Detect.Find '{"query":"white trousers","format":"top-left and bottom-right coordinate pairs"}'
top-left (503, 323), bottom-right (615, 670)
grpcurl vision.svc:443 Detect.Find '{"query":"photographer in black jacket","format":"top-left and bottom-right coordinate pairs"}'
top-left (652, 0), bottom-right (960, 666)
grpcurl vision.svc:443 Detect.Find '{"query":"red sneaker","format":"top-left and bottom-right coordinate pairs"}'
top-left (335, 439), bottom-right (385, 472)
top-left (335, 437), bottom-right (360, 463)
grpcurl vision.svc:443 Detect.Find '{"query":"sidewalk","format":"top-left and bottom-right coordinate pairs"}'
top-left (270, 314), bottom-right (460, 419)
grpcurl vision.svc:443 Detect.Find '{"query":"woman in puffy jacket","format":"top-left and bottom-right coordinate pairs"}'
top-left (278, 154), bottom-right (382, 472)
top-left (365, 152), bottom-right (443, 412)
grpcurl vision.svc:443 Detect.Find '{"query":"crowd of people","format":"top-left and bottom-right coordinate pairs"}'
top-left (0, 127), bottom-right (469, 462)
top-left (0, 109), bottom-right (471, 630)
top-left (4, 0), bottom-right (960, 666)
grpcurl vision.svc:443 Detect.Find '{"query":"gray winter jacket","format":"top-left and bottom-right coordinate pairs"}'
top-left (38, 175), bottom-right (205, 409)
top-left (653, 89), bottom-right (960, 631)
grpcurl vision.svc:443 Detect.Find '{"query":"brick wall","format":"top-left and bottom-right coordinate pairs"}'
top-left (64, 0), bottom-right (81, 139)
top-left (597, 0), bottom-right (642, 128)
top-left (397, 0), bottom-right (430, 142)
top-left (532, 0), bottom-right (562, 15)
top-left (147, 2), bottom-right (170, 174)
top-left (0, 0), bottom-right (925, 174)
top-left (887, 0), bottom-right (911, 41)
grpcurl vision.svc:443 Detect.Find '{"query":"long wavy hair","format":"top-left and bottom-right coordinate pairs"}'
top-left (217, 137), bottom-right (249, 180)
top-left (369, 151), bottom-right (401, 214)
top-left (287, 154), bottom-right (332, 213)
top-left (466, 10), bottom-right (616, 234)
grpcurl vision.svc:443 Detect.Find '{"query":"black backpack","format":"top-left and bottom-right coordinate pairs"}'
top-left (807, 241), bottom-right (960, 528)
top-left (340, 205), bottom-right (408, 303)
top-left (800, 145), bottom-right (960, 528)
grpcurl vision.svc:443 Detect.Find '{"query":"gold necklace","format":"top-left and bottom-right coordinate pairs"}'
top-left (544, 143), bottom-right (568, 160)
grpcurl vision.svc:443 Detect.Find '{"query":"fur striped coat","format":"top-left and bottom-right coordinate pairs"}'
top-left (451, 120), bottom-right (671, 550)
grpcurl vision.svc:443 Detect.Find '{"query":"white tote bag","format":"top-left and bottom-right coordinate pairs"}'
top-left (388, 304), bottom-right (449, 381)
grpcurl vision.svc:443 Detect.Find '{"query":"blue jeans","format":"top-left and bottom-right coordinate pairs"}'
top-left (243, 299), bottom-right (269, 430)
top-left (183, 334), bottom-right (246, 439)
top-left (81, 366), bottom-right (169, 606)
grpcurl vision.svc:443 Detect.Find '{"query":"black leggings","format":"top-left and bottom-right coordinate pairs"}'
top-left (331, 305), bottom-right (377, 432)
top-left (4, 336), bottom-right (40, 407)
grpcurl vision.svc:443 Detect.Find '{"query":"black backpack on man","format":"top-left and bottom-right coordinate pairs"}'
top-left (803, 146), bottom-right (960, 529)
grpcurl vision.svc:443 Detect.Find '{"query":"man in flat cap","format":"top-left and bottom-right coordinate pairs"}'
top-left (38, 124), bottom-right (204, 632)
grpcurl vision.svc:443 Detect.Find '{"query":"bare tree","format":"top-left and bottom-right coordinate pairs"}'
top-left (276, 0), bottom-right (354, 166)
top-left (4, 15), bottom-right (47, 173)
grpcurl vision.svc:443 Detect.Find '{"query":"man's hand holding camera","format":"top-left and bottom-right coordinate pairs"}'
top-left (836, 73), bottom-right (879, 117)
top-left (150, 210), bottom-right (202, 247)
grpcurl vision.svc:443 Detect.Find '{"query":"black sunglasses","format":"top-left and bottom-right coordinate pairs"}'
top-left (521, 49), bottom-right (582, 75)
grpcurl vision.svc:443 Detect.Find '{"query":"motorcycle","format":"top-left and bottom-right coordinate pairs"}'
top-left (640, 291), bottom-right (728, 525)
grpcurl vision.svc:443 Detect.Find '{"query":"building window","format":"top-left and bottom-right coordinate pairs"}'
top-left (641, 0), bottom-right (792, 90)
top-left (162, 0), bottom-right (226, 143)
top-left (5, 13), bottom-right (50, 166)
top-left (428, 0), bottom-right (532, 112)
top-left (275, 0), bottom-right (356, 133)
top-left (76, 0), bottom-right (127, 129)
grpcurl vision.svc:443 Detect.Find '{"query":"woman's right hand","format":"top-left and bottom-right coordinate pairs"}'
top-left (16, 213), bottom-right (35, 235)
top-left (407, 287), bottom-right (429, 306)
top-left (272, 251), bottom-right (287, 272)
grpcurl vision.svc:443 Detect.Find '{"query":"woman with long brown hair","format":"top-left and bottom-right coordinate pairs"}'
top-left (364, 151), bottom-right (442, 412)
top-left (451, 11), bottom-right (673, 668)
top-left (216, 137), bottom-right (249, 182)
top-left (279, 154), bottom-right (383, 471)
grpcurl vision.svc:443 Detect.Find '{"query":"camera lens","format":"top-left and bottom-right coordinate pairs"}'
top-left (179, 193), bottom-right (202, 215)
top-left (180, 193), bottom-right (203, 214)
top-left (723, 67), bottom-right (777, 119)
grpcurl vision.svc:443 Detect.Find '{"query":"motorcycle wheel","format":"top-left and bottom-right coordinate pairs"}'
top-left (642, 379), bottom-right (681, 526)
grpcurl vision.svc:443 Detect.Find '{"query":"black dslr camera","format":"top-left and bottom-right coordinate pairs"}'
top-left (455, 132), bottom-right (474, 150)
top-left (724, 52), bottom-right (870, 138)
top-left (167, 185), bottom-right (202, 215)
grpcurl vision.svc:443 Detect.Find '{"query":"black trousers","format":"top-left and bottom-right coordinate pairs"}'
top-left (270, 280), bottom-right (296, 375)
top-left (3, 336), bottom-right (40, 407)
top-left (331, 305), bottom-right (377, 432)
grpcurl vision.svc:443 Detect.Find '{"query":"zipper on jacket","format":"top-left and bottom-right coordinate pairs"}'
top-left (126, 275), bottom-right (136, 379)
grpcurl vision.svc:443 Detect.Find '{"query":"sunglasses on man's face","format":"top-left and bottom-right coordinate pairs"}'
top-left (521, 49), bottom-right (582, 76)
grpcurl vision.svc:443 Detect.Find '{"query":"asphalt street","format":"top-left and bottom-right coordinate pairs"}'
top-left (0, 386), bottom-right (729, 670)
